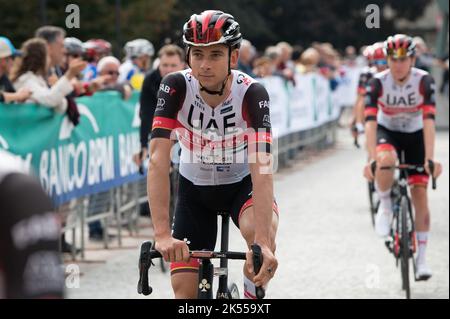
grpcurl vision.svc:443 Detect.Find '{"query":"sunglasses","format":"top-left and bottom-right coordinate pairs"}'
top-left (184, 26), bottom-right (225, 45)
top-left (106, 70), bottom-right (120, 76)
top-left (373, 60), bottom-right (387, 66)
top-left (386, 48), bottom-right (408, 58)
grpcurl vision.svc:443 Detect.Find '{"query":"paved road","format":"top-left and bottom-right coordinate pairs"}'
top-left (67, 129), bottom-right (449, 299)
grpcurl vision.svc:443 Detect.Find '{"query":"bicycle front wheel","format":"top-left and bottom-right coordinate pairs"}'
top-left (400, 196), bottom-right (411, 299)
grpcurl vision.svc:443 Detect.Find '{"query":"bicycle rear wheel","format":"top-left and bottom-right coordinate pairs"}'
top-left (400, 196), bottom-right (411, 299)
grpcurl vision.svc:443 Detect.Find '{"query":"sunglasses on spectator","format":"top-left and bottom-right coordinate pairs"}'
top-left (105, 70), bottom-right (120, 76)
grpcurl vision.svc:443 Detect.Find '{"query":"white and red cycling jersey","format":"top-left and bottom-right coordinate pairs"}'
top-left (151, 69), bottom-right (272, 186)
top-left (357, 66), bottom-right (376, 95)
top-left (364, 67), bottom-right (436, 133)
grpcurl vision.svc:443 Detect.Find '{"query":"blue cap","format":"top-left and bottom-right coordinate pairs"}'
top-left (0, 36), bottom-right (21, 58)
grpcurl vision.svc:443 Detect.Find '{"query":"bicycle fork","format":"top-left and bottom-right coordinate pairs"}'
top-left (197, 212), bottom-right (230, 299)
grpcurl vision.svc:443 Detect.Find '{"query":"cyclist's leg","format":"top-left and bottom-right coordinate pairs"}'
top-left (405, 129), bottom-right (431, 276)
top-left (170, 175), bottom-right (217, 299)
top-left (374, 126), bottom-right (399, 235)
top-left (406, 129), bottom-right (430, 232)
top-left (239, 204), bottom-right (279, 265)
top-left (230, 176), bottom-right (279, 299)
top-left (410, 186), bottom-right (429, 231)
top-left (375, 125), bottom-right (398, 192)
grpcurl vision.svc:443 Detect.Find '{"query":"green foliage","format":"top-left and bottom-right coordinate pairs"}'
top-left (0, 0), bottom-right (432, 54)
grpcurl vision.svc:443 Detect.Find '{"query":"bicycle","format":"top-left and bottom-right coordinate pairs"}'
top-left (137, 211), bottom-right (266, 299)
top-left (372, 154), bottom-right (437, 299)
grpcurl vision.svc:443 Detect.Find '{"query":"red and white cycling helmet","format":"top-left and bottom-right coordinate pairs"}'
top-left (384, 34), bottom-right (416, 59)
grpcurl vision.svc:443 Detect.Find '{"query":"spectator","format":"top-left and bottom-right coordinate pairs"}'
top-left (299, 47), bottom-right (320, 74)
top-left (0, 36), bottom-right (31, 103)
top-left (82, 39), bottom-right (112, 81)
top-left (11, 38), bottom-right (86, 113)
top-left (133, 44), bottom-right (185, 168)
top-left (119, 39), bottom-right (154, 90)
top-left (438, 53), bottom-right (449, 96)
top-left (276, 41), bottom-right (294, 71)
top-left (36, 26), bottom-right (87, 126)
top-left (291, 45), bottom-right (304, 71)
top-left (276, 41), bottom-right (296, 84)
top-left (413, 36), bottom-right (434, 73)
top-left (35, 26), bottom-right (66, 83)
top-left (238, 39), bottom-right (256, 77)
top-left (317, 43), bottom-right (340, 90)
top-left (63, 37), bottom-right (110, 97)
top-left (97, 56), bottom-right (132, 100)
top-left (252, 56), bottom-right (273, 78)
top-left (264, 45), bottom-right (295, 84)
top-left (344, 45), bottom-right (357, 67)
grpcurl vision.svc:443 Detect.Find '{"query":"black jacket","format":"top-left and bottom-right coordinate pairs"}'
top-left (139, 68), bottom-right (162, 149)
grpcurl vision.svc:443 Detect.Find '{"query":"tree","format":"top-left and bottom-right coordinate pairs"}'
top-left (0, 0), bottom-right (432, 54)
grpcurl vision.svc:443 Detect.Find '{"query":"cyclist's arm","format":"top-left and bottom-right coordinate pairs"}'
top-left (364, 78), bottom-right (382, 160)
top-left (354, 73), bottom-right (369, 126)
top-left (355, 95), bottom-right (366, 129)
top-left (245, 83), bottom-right (274, 248)
top-left (147, 73), bottom-right (185, 239)
top-left (420, 75), bottom-right (437, 162)
top-left (249, 164), bottom-right (274, 247)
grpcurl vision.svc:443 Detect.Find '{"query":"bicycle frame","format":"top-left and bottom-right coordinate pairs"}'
top-left (199, 211), bottom-right (235, 299)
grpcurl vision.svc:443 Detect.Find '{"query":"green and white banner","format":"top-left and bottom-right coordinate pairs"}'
top-left (0, 91), bottom-right (142, 205)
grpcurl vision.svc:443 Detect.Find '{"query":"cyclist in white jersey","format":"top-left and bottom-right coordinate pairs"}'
top-left (363, 34), bottom-right (443, 280)
top-left (147, 10), bottom-right (279, 299)
top-left (352, 42), bottom-right (388, 137)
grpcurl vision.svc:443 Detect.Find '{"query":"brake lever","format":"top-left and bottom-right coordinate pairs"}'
top-left (251, 244), bottom-right (266, 299)
top-left (137, 241), bottom-right (154, 295)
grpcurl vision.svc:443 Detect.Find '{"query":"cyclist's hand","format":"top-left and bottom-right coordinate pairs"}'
top-left (247, 244), bottom-right (278, 288)
top-left (425, 160), bottom-right (443, 179)
top-left (363, 160), bottom-right (376, 181)
top-left (155, 236), bottom-right (190, 263)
